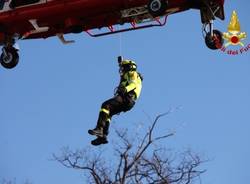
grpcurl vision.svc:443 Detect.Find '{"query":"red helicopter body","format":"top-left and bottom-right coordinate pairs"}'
top-left (0, 0), bottom-right (225, 69)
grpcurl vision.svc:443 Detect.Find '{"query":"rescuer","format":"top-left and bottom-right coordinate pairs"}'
top-left (88, 56), bottom-right (143, 146)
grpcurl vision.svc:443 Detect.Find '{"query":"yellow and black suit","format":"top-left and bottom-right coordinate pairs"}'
top-left (95, 69), bottom-right (142, 136)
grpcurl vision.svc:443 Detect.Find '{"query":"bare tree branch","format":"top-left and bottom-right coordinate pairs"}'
top-left (1, 179), bottom-right (32, 184)
top-left (54, 113), bottom-right (205, 184)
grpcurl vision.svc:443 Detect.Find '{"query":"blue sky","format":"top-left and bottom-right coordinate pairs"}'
top-left (1, 1), bottom-right (249, 184)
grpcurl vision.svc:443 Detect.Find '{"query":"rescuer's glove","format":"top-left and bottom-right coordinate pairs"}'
top-left (117, 86), bottom-right (127, 96)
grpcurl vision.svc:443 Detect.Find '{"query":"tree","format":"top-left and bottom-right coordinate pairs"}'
top-left (0, 179), bottom-right (14, 184)
top-left (53, 112), bottom-right (205, 184)
top-left (1, 179), bottom-right (32, 184)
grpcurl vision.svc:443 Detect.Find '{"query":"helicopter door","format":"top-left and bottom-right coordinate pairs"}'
top-left (10, 0), bottom-right (40, 8)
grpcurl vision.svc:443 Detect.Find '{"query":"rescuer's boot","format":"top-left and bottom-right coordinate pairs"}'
top-left (88, 127), bottom-right (104, 137)
top-left (91, 136), bottom-right (108, 146)
top-left (89, 110), bottom-right (110, 137)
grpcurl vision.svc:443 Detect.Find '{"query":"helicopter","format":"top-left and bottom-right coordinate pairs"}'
top-left (0, 0), bottom-right (225, 69)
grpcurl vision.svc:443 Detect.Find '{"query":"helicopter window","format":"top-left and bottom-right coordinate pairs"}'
top-left (0, 0), bottom-right (5, 10)
top-left (10, 0), bottom-right (40, 8)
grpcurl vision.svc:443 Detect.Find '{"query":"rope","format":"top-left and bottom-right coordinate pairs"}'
top-left (118, 25), bottom-right (122, 56)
